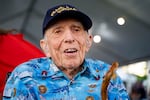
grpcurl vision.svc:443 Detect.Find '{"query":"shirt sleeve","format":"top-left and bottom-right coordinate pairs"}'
top-left (3, 65), bottom-right (39, 100)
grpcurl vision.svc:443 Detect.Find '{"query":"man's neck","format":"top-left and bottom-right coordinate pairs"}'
top-left (62, 67), bottom-right (83, 80)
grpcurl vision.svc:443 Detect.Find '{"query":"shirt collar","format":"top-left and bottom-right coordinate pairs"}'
top-left (47, 58), bottom-right (99, 79)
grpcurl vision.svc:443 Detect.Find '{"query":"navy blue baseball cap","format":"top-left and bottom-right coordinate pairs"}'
top-left (42, 4), bottom-right (92, 35)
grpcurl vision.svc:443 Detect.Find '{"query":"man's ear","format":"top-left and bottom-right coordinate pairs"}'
top-left (86, 34), bottom-right (93, 52)
top-left (40, 39), bottom-right (51, 57)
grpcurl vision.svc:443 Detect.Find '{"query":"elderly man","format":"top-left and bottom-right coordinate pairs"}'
top-left (3, 4), bottom-right (129, 100)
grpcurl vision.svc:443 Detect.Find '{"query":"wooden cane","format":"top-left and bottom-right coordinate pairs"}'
top-left (101, 62), bottom-right (119, 100)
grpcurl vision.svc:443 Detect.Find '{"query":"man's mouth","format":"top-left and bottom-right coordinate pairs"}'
top-left (64, 48), bottom-right (78, 53)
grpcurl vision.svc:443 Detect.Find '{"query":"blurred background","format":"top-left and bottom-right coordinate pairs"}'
top-left (0, 0), bottom-right (150, 99)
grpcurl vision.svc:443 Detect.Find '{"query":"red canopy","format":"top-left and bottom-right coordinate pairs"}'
top-left (0, 33), bottom-right (45, 94)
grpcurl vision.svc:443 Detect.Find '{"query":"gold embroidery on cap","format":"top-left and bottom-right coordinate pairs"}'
top-left (51, 6), bottom-right (77, 16)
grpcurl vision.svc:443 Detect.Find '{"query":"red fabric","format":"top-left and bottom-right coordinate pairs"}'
top-left (0, 33), bottom-right (45, 94)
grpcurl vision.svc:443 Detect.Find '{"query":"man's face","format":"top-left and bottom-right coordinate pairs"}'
top-left (41, 18), bottom-right (92, 69)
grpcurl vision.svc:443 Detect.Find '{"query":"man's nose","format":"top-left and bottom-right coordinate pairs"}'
top-left (64, 30), bottom-right (75, 43)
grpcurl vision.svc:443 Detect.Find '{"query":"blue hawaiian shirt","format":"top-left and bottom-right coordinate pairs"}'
top-left (3, 57), bottom-right (130, 100)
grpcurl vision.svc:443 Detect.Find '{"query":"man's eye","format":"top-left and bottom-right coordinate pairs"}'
top-left (75, 29), bottom-right (80, 31)
top-left (54, 30), bottom-right (61, 34)
top-left (74, 28), bottom-right (80, 32)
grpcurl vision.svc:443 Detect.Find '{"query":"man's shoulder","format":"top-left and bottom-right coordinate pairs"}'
top-left (16, 57), bottom-right (49, 68)
top-left (84, 58), bottom-right (111, 72)
top-left (11, 57), bottom-right (50, 75)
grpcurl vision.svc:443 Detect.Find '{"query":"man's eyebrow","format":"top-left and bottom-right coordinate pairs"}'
top-left (71, 23), bottom-right (84, 28)
top-left (52, 25), bottom-right (63, 30)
